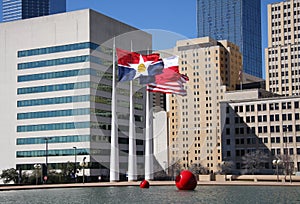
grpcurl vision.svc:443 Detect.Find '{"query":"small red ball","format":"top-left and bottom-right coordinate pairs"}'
top-left (175, 170), bottom-right (197, 190)
top-left (140, 180), bottom-right (150, 188)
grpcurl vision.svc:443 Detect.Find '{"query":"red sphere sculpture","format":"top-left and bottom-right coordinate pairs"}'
top-left (175, 170), bottom-right (197, 190)
top-left (140, 180), bottom-right (150, 188)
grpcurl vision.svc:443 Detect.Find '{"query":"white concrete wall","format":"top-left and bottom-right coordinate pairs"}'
top-left (153, 111), bottom-right (168, 171)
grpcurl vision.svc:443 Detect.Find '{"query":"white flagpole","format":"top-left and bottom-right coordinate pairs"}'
top-left (145, 48), bottom-right (153, 180)
top-left (145, 88), bottom-right (154, 180)
top-left (128, 42), bottom-right (137, 181)
top-left (110, 37), bottom-right (119, 182)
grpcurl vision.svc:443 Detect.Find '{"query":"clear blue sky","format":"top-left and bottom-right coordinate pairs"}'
top-left (0, 0), bottom-right (280, 77)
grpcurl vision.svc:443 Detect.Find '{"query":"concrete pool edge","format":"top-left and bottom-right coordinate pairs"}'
top-left (1, 181), bottom-right (300, 191)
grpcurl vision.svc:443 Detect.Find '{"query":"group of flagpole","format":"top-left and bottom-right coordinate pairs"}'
top-left (110, 38), bottom-right (153, 181)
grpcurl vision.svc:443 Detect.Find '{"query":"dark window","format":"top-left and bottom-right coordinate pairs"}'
top-left (226, 128), bottom-right (230, 135)
top-left (257, 104), bottom-right (261, 111)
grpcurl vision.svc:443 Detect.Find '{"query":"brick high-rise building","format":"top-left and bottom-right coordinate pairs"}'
top-left (168, 37), bottom-right (242, 174)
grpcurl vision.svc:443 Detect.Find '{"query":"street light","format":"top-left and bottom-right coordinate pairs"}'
top-left (272, 159), bottom-right (282, 182)
top-left (283, 125), bottom-right (288, 181)
top-left (73, 147), bottom-right (77, 182)
top-left (80, 157), bottom-right (88, 184)
top-left (186, 151), bottom-right (190, 169)
top-left (44, 137), bottom-right (52, 182)
top-left (34, 164), bottom-right (41, 185)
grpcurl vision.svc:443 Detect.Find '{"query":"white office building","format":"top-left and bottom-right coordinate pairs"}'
top-left (0, 9), bottom-right (151, 181)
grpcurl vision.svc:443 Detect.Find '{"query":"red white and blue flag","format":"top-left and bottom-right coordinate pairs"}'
top-left (117, 48), bottom-right (164, 83)
top-left (147, 56), bottom-right (189, 96)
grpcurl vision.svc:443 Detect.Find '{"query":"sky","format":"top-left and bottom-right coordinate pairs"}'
top-left (0, 0), bottom-right (280, 77)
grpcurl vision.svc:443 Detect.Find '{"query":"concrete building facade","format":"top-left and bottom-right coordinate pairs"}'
top-left (168, 37), bottom-right (242, 174)
top-left (266, 0), bottom-right (300, 96)
top-left (0, 9), bottom-right (151, 181)
top-left (221, 89), bottom-right (300, 174)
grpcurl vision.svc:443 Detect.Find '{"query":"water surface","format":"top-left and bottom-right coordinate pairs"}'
top-left (0, 186), bottom-right (299, 204)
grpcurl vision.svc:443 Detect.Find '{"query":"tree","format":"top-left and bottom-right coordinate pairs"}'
top-left (189, 163), bottom-right (207, 175)
top-left (276, 154), bottom-right (294, 177)
top-left (242, 150), bottom-right (269, 175)
top-left (219, 161), bottom-right (234, 175)
top-left (170, 161), bottom-right (183, 179)
top-left (0, 168), bottom-right (19, 184)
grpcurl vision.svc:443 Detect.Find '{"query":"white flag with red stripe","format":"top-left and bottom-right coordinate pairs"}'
top-left (147, 56), bottom-right (189, 96)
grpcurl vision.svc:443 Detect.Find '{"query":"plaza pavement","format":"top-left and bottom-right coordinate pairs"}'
top-left (1, 180), bottom-right (300, 191)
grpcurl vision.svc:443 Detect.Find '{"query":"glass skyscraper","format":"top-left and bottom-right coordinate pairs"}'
top-left (197, 0), bottom-right (262, 78)
top-left (2, 0), bottom-right (66, 22)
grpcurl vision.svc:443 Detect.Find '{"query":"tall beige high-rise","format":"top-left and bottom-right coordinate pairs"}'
top-left (168, 37), bottom-right (242, 174)
top-left (266, 0), bottom-right (300, 96)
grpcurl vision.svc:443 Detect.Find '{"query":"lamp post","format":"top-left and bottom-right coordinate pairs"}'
top-left (272, 159), bottom-right (282, 182)
top-left (73, 147), bottom-right (77, 182)
top-left (80, 157), bottom-right (88, 184)
top-left (186, 151), bottom-right (190, 169)
top-left (283, 125), bottom-right (288, 180)
top-left (34, 164), bottom-right (41, 185)
top-left (44, 137), bottom-right (52, 182)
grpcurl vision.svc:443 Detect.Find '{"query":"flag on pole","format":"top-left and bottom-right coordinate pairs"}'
top-left (146, 56), bottom-right (189, 96)
top-left (117, 48), bottom-right (164, 82)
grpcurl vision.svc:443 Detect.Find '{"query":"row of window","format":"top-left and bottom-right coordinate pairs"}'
top-left (17, 96), bottom-right (143, 114)
top-left (17, 135), bottom-right (90, 145)
top-left (233, 136), bottom-right (300, 146)
top-left (233, 101), bottom-right (298, 112)
top-left (16, 121), bottom-right (145, 133)
top-left (235, 148), bottom-right (300, 158)
top-left (17, 135), bottom-right (145, 146)
top-left (17, 121), bottom-right (90, 132)
top-left (17, 81), bottom-right (90, 95)
top-left (18, 68), bottom-right (90, 82)
top-left (17, 108), bottom-right (90, 120)
top-left (17, 95), bottom-right (90, 107)
top-left (17, 81), bottom-right (121, 95)
top-left (17, 107), bottom-right (140, 120)
top-left (18, 55), bottom-right (89, 70)
top-left (18, 68), bottom-right (114, 82)
top-left (231, 113), bottom-right (300, 124)
top-left (227, 124), bottom-right (300, 135)
top-left (16, 148), bottom-right (89, 158)
top-left (18, 42), bottom-right (100, 58)
top-left (17, 55), bottom-right (112, 70)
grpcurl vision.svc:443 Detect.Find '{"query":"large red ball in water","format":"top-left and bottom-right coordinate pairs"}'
top-left (140, 180), bottom-right (150, 188)
top-left (175, 170), bottom-right (197, 190)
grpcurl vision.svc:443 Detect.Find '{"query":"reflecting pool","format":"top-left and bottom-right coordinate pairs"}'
top-left (0, 185), bottom-right (300, 204)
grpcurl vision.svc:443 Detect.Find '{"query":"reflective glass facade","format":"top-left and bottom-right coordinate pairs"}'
top-left (17, 135), bottom-right (90, 145)
top-left (17, 55), bottom-right (112, 70)
top-left (17, 95), bottom-right (90, 107)
top-left (16, 148), bottom-right (89, 158)
top-left (18, 68), bottom-right (112, 82)
top-left (17, 81), bottom-right (90, 94)
top-left (17, 108), bottom-right (90, 120)
top-left (2, 0), bottom-right (66, 22)
top-left (18, 42), bottom-right (99, 57)
top-left (197, 0), bottom-right (262, 78)
top-left (17, 121), bottom-right (91, 132)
